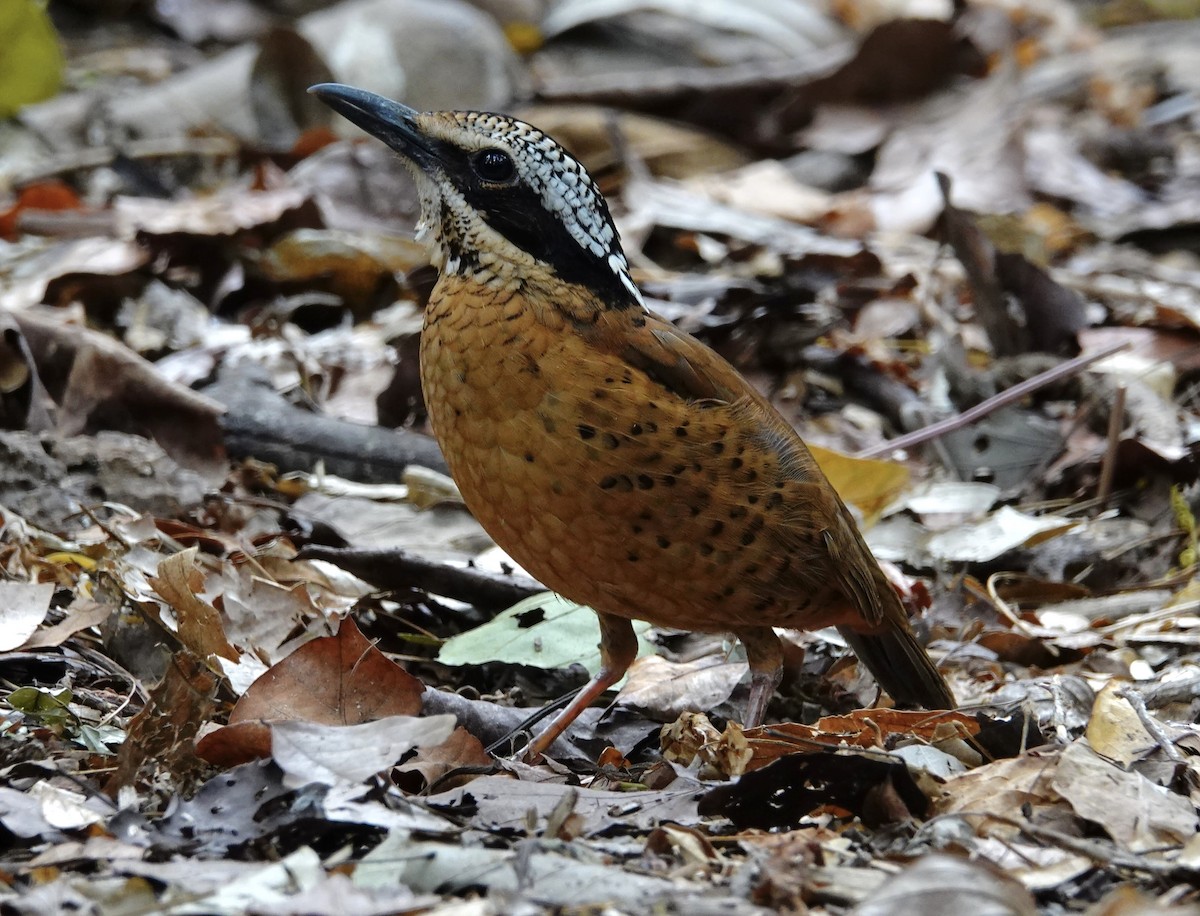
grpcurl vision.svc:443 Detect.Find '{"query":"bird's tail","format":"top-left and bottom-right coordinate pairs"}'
top-left (837, 624), bottom-right (955, 710)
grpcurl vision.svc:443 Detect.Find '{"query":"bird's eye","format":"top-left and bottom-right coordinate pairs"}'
top-left (473, 149), bottom-right (515, 183)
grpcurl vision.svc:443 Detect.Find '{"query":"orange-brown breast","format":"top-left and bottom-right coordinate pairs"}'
top-left (420, 272), bottom-right (892, 635)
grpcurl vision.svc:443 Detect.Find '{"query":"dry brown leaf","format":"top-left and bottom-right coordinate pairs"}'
top-left (686, 160), bottom-right (832, 224)
top-left (660, 712), bottom-right (754, 778)
top-left (18, 598), bottom-right (114, 650)
top-left (260, 229), bottom-right (426, 315)
top-left (217, 564), bottom-right (327, 664)
top-left (230, 616), bottom-right (422, 725)
top-left (1086, 682), bottom-right (1158, 768)
top-left (194, 720), bottom-right (272, 767)
top-left (196, 617), bottom-right (427, 767)
top-left (393, 726), bottom-right (493, 793)
top-left (149, 547), bottom-right (238, 663)
top-left (14, 310), bottom-right (226, 479)
top-left (741, 708), bottom-right (978, 772)
top-left (935, 751), bottom-right (1064, 839)
top-left (1051, 741), bottom-right (1197, 853)
top-left (105, 652), bottom-right (218, 797)
top-left (644, 823), bottom-right (717, 869)
top-left (660, 711), bottom-right (725, 767)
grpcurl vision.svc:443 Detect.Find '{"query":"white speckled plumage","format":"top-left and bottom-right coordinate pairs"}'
top-left (414, 111), bottom-right (645, 307)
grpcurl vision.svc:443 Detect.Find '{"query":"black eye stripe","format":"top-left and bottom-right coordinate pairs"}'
top-left (473, 149), bottom-right (515, 182)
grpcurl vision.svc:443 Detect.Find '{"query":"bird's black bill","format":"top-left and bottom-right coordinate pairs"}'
top-left (308, 83), bottom-right (436, 166)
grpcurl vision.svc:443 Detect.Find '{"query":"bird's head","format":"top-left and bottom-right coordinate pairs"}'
top-left (309, 83), bottom-right (642, 309)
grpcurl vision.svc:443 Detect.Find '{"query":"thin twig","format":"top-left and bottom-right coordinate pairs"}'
top-left (1115, 687), bottom-right (1185, 762)
top-left (919, 811), bottom-right (1180, 876)
top-left (856, 342), bottom-right (1130, 459)
top-left (985, 572), bottom-right (1058, 654)
top-left (1097, 384), bottom-right (1127, 512)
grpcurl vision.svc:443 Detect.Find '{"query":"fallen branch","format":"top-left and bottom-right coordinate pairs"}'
top-left (297, 544), bottom-right (542, 609)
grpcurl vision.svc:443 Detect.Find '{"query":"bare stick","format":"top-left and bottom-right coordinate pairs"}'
top-left (1115, 687), bottom-right (1184, 762)
top-left (297, 544), bottom-right (542, 609)
top-left (856, 342), bottom-right (1129, 459)
top-left (1096, 384), bottom-right (1127, 512)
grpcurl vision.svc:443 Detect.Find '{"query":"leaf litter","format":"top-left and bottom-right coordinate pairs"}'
top-left (3, 0), bottom-right (1200, 913)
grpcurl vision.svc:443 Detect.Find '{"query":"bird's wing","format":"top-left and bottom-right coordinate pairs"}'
top-left (587, 309), bottom-right (893, 628)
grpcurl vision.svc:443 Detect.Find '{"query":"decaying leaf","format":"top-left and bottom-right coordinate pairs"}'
top-left (196, 616), bottom-right (424, 766)
top-left (105, 652), bottom-right (218, 796)
top-left (1086, 682), bottom-right (1159, 768)
top-left (1050, 741), bottom-right (1198, 853)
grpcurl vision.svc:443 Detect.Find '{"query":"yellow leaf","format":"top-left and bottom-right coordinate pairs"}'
top-left (503, 21), bottom-right (543, 54)
top-left (44, 551), bottom-right (97, 571)
top-left (810, 444), bottom-right (909, 527)
top-left (0, 0), bottom-right (64, 118)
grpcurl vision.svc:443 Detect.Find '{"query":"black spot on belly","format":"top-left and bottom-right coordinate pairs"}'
top-left (599, 474), bottom-right (633, 492)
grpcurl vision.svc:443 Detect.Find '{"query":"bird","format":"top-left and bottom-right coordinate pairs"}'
top-left (309, 83), bottom-right (955, 759)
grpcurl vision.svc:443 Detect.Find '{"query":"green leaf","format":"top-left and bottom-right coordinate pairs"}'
top-left (7, 685), bottom-right (70, 712)
top-left (5, 685), bottom-right (72, 728)
top-left (75, 723), bottom-right (126, 753)
top-left (0, 0), bottom-right (65, 118)
top-left (1171, 485), bottom-right (1198, 571)
top-left (438, 592), bottom-right (654, 676)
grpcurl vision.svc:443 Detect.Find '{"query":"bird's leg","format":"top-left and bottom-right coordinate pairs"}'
top-left (734, 627), bottom-right (783, 728)
top-left (522, 613), bottom-right (638, 761)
